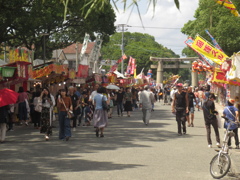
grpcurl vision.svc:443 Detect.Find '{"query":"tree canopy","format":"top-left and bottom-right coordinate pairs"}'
top-left (101, 32), bottom-right (181, 79)
top-left (0, 0), bottom-right (116, 59)
top-left (181, 0), bottom-right (240, 57)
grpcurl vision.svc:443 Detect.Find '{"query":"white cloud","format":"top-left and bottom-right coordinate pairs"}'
top-left (115, 0), bottom-right (199, 57)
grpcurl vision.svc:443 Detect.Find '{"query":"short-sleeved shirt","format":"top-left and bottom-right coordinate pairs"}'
top-left (188, 92), bottom-right (196, 108)
top-left (223, 106), bottom-right (238, 121)
top-left (203, 100), bottom-right (215, 123)
top-left (18, 92), bottom-right (28, 103)
top-left (94, 93), bottom-right (107, 110)
top-left (124, 92), bottom-right (132, 101)
top-left (58, 96), bottom-right (72, 112)
top-left (116, 92), bottom-right (125, 102)
top-left (70, 94), bottom-right (79, 108)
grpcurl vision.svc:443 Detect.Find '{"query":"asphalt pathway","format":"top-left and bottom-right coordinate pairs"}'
top-left (1, 102), bottom-right (240, 180)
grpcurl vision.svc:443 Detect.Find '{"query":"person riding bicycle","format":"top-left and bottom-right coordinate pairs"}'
top-left (223, 98), bottom-right (239, 149)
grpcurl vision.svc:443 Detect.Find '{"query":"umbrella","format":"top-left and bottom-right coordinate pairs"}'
top-left (106, 84), bottom-right (120, 90)
top-left (0, 88), bottom-right (19, 107)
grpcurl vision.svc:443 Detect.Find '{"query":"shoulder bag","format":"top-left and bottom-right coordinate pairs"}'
top-left (102, 95), bottom-right (108, 111)
top-left (61, 98), bottom-right (74, 119)
top-left (35, 97), bottom-right (42, 112)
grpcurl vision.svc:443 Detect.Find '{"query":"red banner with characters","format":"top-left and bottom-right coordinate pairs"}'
top-left (77, 65), bottom-right (89, 78)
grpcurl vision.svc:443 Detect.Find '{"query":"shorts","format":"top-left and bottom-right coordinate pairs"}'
top-left (186, 107), bottom-right (194, 115)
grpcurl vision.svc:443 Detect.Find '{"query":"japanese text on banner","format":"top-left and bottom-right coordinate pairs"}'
top-left (191, 35), bottom-right (228, 65)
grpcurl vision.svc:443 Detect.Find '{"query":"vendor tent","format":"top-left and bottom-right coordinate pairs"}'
top-left (33, 59), bottom-right (44, 66)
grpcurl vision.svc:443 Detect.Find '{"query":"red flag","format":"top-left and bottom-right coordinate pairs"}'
top-left (110, 54), bottom-right (127, 73)
top-left (126, 56), bottom-right (133, 74)
top-left (130, 58), bottom-right (136, 75)
top-left (77, 64), bottom-right (89, 78)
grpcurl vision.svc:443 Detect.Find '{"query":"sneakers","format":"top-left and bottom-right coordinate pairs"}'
top-left (45, 135), bottom-right (49, 141)
top-left (73, 127), bottom-right (76, 131)
top-left (178, 133), bottom-right (182, 136)
top-left (208, 144), bottom-right (212, 148)
top-left (216, 142), bottom-right (221, 148)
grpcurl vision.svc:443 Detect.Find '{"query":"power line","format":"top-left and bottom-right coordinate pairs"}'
top-left (129, 26), bottom-right (181, 29)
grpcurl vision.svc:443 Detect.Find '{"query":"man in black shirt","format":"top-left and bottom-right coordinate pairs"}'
top-left (186, 86), bottom-right (198, 127)
top-left (172, 83), bottom-right (189, 135)
top-left (68, 86), bottom-right (80, 131)
top-left (203, 93), bottom-right (220, 148)
top-left (115, 87), bottom-right (125, 117)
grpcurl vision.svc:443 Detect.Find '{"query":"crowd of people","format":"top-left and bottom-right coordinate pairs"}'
top-left (0, 83), bottom-right (239, 150)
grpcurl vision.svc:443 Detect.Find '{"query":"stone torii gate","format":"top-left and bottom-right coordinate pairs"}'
top-left (150, 57), bottom-right (199, 87)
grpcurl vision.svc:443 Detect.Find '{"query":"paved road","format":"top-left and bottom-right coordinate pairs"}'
top-left (1, 102), bottom-right (240, 180)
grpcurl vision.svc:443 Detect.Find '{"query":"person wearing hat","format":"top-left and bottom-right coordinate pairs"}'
top-left (172, 83), bottom-right (189, 135)
top-left (202, 93), bottom-right (221, 148)
top-left (223, 98), bottom-right (239, 149)
top-left (139, 85), bottom-right (155, 125)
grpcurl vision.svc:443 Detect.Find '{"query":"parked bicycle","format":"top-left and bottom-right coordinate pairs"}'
top-left (210, 116), bottom-right (238, 179)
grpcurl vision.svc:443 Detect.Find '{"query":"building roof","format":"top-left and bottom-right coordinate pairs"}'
top-left (62, 42), bottom-right (95, 54)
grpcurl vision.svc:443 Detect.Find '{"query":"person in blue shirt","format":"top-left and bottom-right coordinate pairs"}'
top-left (223, 98), bottom-right (239, 149)
top-left (93, 87), bottom-right (109, 137)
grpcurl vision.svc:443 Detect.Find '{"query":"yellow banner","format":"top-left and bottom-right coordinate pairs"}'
top-left (191, 35), bottom-right (228, 65)
top-left (216, 0), bottom-right (239, 17)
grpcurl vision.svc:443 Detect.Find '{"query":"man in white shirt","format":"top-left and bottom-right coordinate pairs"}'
top-left (89, 84), bottom-right (100, 103)
top-left (139, 85), bottom-right (155, 125)
top-left (170, 86), bottom-right (177, 106)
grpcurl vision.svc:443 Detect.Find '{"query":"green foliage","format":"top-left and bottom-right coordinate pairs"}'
top-left (0, 0), bottom-right (116, 59)
top-left (101, 32), bottom-right (179, 78)
top-left (182, 47), bottom-right (198, 57)
top-left (181, 0), bottom-right (240, 56)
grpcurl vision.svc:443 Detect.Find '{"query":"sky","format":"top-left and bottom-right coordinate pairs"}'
top-left (114, 0), bottom-right (199, 57)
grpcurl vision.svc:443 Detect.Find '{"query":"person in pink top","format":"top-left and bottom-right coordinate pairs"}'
top-left (17, 87), bottom-right (29, 126)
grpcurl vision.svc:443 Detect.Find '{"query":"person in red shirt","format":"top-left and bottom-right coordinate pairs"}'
top-left (57, 89), bottom-right (72, 141)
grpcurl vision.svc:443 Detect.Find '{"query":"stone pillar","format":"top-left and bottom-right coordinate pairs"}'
top-left (191, 71), bottom-right (198, 87)
top-left (156, 60), bottom-right (163, 84)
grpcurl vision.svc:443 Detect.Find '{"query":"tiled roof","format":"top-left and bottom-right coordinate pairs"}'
top-left (62, 42), bottom-right (95, 54)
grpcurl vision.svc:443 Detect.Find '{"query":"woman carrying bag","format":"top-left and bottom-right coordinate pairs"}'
top-left (223, 99), bottom-right (239, 149)
top-left (57, 89), bottom-right (73, 141)
top-left (93, 87), bottom-right (110, 137)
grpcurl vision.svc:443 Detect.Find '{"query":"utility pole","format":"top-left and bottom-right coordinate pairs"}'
top-left (40, 33), bottom-right (49, 65)
top-left (75, 42), bottom-right (79, 71)
top-left (117, 24), bottom-right (130, 74)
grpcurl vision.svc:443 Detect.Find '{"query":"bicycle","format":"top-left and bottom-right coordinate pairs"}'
top-left (210, 116), bottom-right (238, 179)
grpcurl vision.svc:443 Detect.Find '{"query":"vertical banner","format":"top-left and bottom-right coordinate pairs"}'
top-left (77, 64), bottom-right (89, 78)
top-left (80, 33), bottom-right (90, 61)
top-left (130, 58), bottom-right (136, 75)
top-left (126, 56), bottom-right (132, 74)
top-left (90, 35), bottom-right (103, 62)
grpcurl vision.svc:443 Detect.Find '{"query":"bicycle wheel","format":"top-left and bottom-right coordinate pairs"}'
top-left (210, 153), bottom-right (231, 179)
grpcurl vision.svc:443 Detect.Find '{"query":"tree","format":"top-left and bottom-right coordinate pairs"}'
top-left (101, 32), bottom-right (180, 79)
top-left (63, 0), bottom-right (180, 22)
top-left (181, 0), bottom-right (240, 56)
top-left (0, 0), bottom-right (116, 59)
